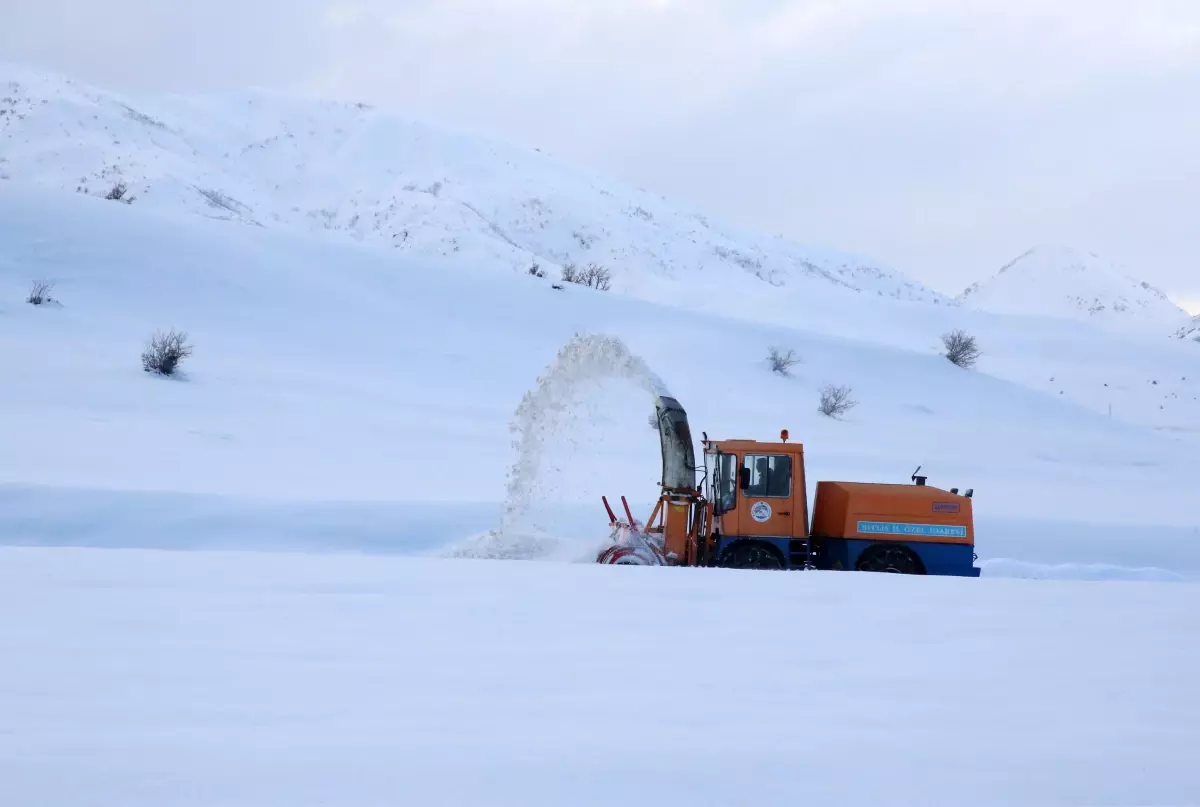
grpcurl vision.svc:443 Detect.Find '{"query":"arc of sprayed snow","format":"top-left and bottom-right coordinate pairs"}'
top-left (500, 332), bottom-right (671, 532)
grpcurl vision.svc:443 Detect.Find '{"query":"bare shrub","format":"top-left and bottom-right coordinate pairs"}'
top-left (942, 329), bottom-right (981, 368)
top-left (586, 265), bottom-right (613, 291)
top-left (105, 181), bottom-right (134, 203)
top-left (767, 347), bottom-right (800, 376)
top-left (528, 263), bottom-right (546, 278)
top-left (141, 329), bottom-right (193, 376)
top-left (818, 384), bottom-right (858, 418)
top-left (27, 279), bottom-right (56, 305)
top-left (560, 263), bottom-right (612, 291)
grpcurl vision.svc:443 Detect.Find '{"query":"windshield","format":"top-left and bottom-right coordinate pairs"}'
top-left (710, 452), bottom-right (737, 514)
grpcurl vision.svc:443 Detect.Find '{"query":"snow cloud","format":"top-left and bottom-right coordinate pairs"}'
top-left (3, 0), bottom-right (1198, 297)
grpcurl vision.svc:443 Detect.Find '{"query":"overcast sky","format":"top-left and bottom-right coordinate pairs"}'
top-left (3, 0), bottom-right (1198, 306)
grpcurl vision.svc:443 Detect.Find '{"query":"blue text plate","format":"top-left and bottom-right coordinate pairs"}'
top-left (857, 521), bottom-right (968, 539)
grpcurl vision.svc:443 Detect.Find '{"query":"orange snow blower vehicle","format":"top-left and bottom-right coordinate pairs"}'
top-left (597, 396), bottom-right (980, 577)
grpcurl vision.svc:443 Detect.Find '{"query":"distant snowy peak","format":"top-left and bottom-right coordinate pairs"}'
top-left (0, 64), bottom-right (943, 304)
top-left (958, 246), bottom-right (1190, 334)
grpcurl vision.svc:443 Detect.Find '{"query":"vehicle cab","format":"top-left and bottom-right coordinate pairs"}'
top-left (702, 434), bottom-right (811, 569)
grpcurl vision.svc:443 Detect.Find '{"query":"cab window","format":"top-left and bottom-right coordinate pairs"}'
top-left (743, 454), bottom-right (792, 498)
top-left (715, 453), bottom-right (737, 513)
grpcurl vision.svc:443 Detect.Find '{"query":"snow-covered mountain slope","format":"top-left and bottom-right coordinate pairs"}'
top-left (3, 185), bottom-right (1199, 576)
top-left (958, 246), bottom-right (1191, 334)
top-left (0, 64), bottom-right (939, 303)
top-left (1178, 315), bottom-right (1200, 341)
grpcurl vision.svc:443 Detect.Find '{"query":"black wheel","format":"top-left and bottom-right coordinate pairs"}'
top-left (720, 542), bottom-right (784, 570)
top-left (855, 544), bottom-right (924, 575)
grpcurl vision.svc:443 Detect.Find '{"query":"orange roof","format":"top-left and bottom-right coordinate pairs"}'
top-left (818, 481), bottom-right (963, 498)
top-left (708, 439), bottom-right (804, 453)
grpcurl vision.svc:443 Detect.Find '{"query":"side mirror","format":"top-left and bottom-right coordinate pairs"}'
top-left (739, 467), bottom-right (751, 490)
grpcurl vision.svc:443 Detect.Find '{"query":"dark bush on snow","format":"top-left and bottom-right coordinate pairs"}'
top-left (767, 347), bottom-right (800, 376)
top-left (942, 329), bottom-right (981, 368)
top-left (27, 279), bottom-right (56, 305)
top-left (818, 384), bottom-right (858, 418)
top-left (105, 181), bottom-right (134, 203)
top-left (561, 263), bottom-right (612, 291)
top-left (142, 329), bottom-right (193, 376)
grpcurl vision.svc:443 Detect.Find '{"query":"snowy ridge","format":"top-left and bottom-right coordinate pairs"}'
top-left (0, 64), bottom-right (940, 303)
top-left (958, 246), bottom-right (1191, 334)
top-left (1177, 315), bottom-right (1200, 341)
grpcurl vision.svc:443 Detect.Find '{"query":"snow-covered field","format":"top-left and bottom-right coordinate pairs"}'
top-left (3, 547), bottom-right (1199, 807)
top-left (3, 66), bottom-right (1200, 806)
